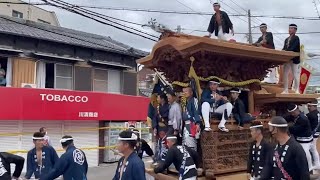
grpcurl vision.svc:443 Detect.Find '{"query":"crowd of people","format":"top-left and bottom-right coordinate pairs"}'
top-left (247, 100), bottom-right (320, 180)
top-left (0, 127), bottom-right (88, 180)
top-left (0, 2), bottom-right (311, 180)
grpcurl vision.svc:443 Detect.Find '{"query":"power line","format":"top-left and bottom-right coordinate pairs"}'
top-left (313, 0), bottom-right (320, 18)
top-left (219, 0), bottom-right (249, 24)
top-left (43, 0), bottom-right (158, 41)
top-left (0, 1), bottom-right (46, 5)
top-left (41, 0), bottom-right (158, 41)
top-left (3, 2), bottom-right (320, 20)
top-left (174, 0), bottom-right (209, 20)
top-left (48, 0), bottom-right (157, 37)
top-left (222, 0), bottom-right (285, 43)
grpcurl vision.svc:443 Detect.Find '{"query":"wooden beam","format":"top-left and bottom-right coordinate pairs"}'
top-left (248, 91), bottom-right (254, 114)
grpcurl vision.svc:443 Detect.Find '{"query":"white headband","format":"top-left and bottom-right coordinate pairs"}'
top-left (230, 90), bottom-right (241, 93)
top-left (289, 25), bottom-right (297, 28)
top-left (308, 103), bottom-right (318, 106)
top-left (209, 81), bottom-right (220, 85)
top-left (60, 138), bottom-right (73, 143)
top-left (260, 25), bottom-right (267, 28)
top-left (268, 122), bottom-right (288, 127)
top-left (287, 105), bottom-right (298, 112)
top-left (32, 137), bottom-right (44, 140)
top-left (118, 133), bottom-right (138, 141)
top-left (249, 125), bottom-right (263, 129)
top-left (167, 136), bottom-right (177, 140)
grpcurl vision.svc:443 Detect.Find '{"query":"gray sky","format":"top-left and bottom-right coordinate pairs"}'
top-left (32, 0), bottom-right (320, 53)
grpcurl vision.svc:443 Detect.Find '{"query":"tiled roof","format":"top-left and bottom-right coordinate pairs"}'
top-left (0, 15), bottom-right (148, 57)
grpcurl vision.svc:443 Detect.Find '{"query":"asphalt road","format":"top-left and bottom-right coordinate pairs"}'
top-left (87, 163), bottom-right (117, 180)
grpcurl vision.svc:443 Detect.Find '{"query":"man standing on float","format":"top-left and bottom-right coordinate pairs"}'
top-left (206, 2), bottom-right (234, 40)
top-left (182, 86), bottom-right (201, 151)
top-left (282, 24), bottom-right (301, 94)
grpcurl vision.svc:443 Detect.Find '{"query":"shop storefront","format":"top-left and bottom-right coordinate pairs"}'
top-left (0, 87), bottom-right (149, 168)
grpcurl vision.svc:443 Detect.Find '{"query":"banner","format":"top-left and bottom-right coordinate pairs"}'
top-left (147, 73), bottom-right (173, 128)
top-left (0, 87), bottom-right (149, 121)
top-left (299, 66), bottom-right (312, 94)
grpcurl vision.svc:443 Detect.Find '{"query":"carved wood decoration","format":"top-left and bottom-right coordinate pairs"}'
top-left (201, 119), bottom-right (272, 177)
top-left (137, 34), bottom-right (299, 90)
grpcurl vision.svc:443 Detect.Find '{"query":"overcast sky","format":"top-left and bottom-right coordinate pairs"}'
top-left (31, 0), bottom-right (320, 53)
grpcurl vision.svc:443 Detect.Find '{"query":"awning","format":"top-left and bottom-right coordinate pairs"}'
top-left (89, 60), bottom-right (132, 68)
top-left (0, 87), bottom-right (149, 121)
top-left (0, 47), bottom-right (23, 56)
top-left (33, 52), bottom-right (84, 62)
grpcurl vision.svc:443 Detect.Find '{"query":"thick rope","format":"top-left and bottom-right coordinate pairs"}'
top-left (173, 76), bottom-right (261, 87)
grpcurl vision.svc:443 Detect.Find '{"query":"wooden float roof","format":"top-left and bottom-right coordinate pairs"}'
top-left (137, 34), bottom-right (299, 66)
top-left (137, 34), bottom-right (300, 87)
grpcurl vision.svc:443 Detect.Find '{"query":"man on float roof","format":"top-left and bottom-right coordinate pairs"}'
top-left (207, 2), bottom-right (234, 40)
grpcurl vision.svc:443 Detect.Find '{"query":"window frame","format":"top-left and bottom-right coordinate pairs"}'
top-left (93, 68), bottom-right (108, 92)
top-left (107, 69), bottom-right (123, 94)
top-left (12, 10), bottom-right (23, 19)
top-left (54, 63), bottom-right (74, 90)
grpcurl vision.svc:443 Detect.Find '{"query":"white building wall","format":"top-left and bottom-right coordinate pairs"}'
top-left (0, 0), bottom-right (60, 26)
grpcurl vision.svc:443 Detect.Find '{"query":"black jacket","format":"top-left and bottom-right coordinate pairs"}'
top-left (254, 32), bottom-right (275, 49)
top-left (306, 110), bottom-right (320, 138)
top-left (136, 139), bottom-right (154, 159)
top-left (0, 152), bottom-right (24, 180)
top-left (285, 113), bottom-right (313, 143)
top-left (283, 35), bottom-right (300, 64)
top-left (154, 144), bottom-right (199, 179)
top-left (247, 139), bottom-right (272, 178)
top-left (260, 137), bottom-right (310, 180)
top-left (207, 11), bottom-right (233, 36)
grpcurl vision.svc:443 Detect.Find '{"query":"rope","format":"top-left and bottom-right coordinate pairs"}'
top-left (172, 76), bottom-right (261, 87)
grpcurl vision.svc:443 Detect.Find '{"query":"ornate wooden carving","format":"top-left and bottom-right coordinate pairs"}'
top-left (137, 35), bottom-right (299, 90)
top-left (201, 119), bottom-right (272, 177)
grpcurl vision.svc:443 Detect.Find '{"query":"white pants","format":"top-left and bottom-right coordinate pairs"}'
top-left (218, 26), bottom-right (227, 40)
top-left (300, 142), bottom-right (313, 171)
top-left (183, 126), bottom-right (197, 151)
top-left (184, 176), bottom-right (197, 180)
top-left (201, 102), bottom-right (233, 128)
top-left (311, 138), bottom-right (320, 167)
top-left (283, 62), bottom-right (300, 91)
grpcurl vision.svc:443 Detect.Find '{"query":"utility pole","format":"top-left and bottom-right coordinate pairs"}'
top-left (176, 25), bottom-right (181, 33)
top-left (248, 9), bottom-right (253, 43)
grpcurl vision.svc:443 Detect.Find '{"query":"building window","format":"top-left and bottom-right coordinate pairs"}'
top-left (12, 10), bottom-right (23, 19)
top-left (55, 64), bottom-right (73, 90)
top-left (38, 19), bottom-right (51, 24)
top-left (108, 70), bottom-right (122, 94)
top-left (93, 68), bottom-right (108, 92)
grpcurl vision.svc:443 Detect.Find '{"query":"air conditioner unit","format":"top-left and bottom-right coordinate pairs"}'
top-left (21, 83), bottom-right (36, 88)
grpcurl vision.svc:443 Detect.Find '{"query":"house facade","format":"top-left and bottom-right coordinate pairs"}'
top-left (0, 0), bottom-right (60, 26)
top-left (0, 15), bottom-right (149, 169)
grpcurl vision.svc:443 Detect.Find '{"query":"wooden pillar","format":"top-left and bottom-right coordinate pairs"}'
top-left (248, 91), bottom-right (254, 114)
